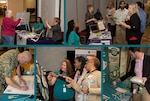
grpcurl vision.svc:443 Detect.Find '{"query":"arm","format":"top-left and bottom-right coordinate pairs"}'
top-left (71, 80), bottom-right (81, 92)
top-left (47, 72), bottom-right (57, 86)
top-left (65, 76), bottom-right (81, 92)
top-left (16, 65), bottom-right (26, 84)
top-left (85, 12), bottom-right (96, 23)
top-left (45, 20), bottom-right (51, 29)
top-left (5, 77), bottom-right (28, 90)
top-left (9, 18), bottom-right (22, 27)
top-left (117, 60), bottom-right (135, 82)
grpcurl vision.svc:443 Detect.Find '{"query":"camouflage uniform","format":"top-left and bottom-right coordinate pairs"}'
top-left (0, 49), bottom-right (19, 95)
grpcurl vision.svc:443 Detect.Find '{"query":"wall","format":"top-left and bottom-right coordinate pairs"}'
top-left (40, 0), bottom-right (64, 32)
top-left (67, 0), bottom-right (104, 31)
top-left (36, 47), bottom-right (100, 72)
top-left (7, 0), bottom-right (24, 19)
top-left (24, 0), bottom-right (35, 10)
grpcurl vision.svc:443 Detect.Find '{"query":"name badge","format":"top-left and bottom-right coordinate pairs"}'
top-left (90, 80), bottom-right (95, 83)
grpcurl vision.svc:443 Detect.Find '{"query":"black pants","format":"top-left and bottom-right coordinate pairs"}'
top-left (108, 23), bottom-right (116, 43)
top-left (107, 23), bottom-right (116, 37)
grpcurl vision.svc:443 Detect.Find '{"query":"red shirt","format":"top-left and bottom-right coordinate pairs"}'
top-left (2, 17), bottom-right (21, 36)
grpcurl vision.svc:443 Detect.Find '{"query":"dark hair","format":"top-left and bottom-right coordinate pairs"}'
top-left (129, 47), bottom-right (140, 53)
top-left (119, 0), bottom-right (126, 5)
top-left (59, 59), bottom-right (73, 77)
top-left (118, 0), bottom-right (126, 9)
top-left (75, 56), bottom-right (86, 75)
top-left (37, 17), bottom-right (43, 23)
top-left (66, 20), bottom-right (75, 42)
top-left (136, 1), bottom-right (144, 9)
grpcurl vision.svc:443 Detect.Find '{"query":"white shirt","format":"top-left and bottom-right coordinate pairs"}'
top-left (114, 8), bottom-right (128, 25)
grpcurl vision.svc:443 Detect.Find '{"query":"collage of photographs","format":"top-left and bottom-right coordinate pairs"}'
top-left (0, 0), bottom-right (150, 101)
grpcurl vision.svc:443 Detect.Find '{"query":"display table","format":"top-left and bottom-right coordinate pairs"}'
top-left (0, 76), bottom-right (35, 101)
top-left (27, 38), bottom-right (54, 44)
top-left (16, 30), bottom-right (55, 45)
top-left (88, 31), bottom-right (112, 45)
top-left (103, 81), bottom-right (132, 101)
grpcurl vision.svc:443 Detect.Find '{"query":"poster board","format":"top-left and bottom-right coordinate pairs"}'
top-left (4, 76), bottom-right (34, 95)
top-left (75, 49), bottom-right (97, 59)
top-left (16, 12), bottom-right (30, 25)
top-left (119, 48), bottom-right (128, 77)
top-left (108, 47), bottom-right (120, 80)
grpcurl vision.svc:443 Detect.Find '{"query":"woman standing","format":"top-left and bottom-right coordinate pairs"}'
top-left (47, 59), bottom-right (74, 101)
top-left (85, 5), bottom-right (97, 41)
top-left (33, 17), bottom-right (45, 34)
top-left (65, 57), bottom-right (101, 101)
top-left (1, 10), bottom-right (22, 44)
top-left (121, 3), bottom-right (141, 44)
top-left (73, 56), bottom-right (87, 101)
top-left (66, 20), bottom-right (80, 45)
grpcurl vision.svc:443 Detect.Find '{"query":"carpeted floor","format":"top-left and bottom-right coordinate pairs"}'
top-left (113, 26), bottom-right (150, 44)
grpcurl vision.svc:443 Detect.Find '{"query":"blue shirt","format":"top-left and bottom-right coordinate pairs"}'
top-left (33, 22), bottom-right (44, 34)
top-left (68, 30), bottom-right (80, 45)
top-left (53, 71), bottom-right (74, 100)
top-left (139, 8), bottom-right (146, 33)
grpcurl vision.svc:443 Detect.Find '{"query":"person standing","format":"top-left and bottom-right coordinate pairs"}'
top-left (47, 59), bottom-right (74, 101)
top-left (106, 1), bottom-right (116, 43)
top-left (1, 10), bottom-right (23, 44)
top-left (65, 57), bottom-right (101, 101)
top-left (115, 47), bottom-right (150, 101)
top-left (136, 2), bottom-right (146, 43)
top-left (0, 49), bottom-right (32, 95)
top-left (73, 56), bottom-right (87, 101)
top-left (114, 0), bottom-right (128, 44)
top-left (85, 5), bottom-right (97, 42)
top-left (121, 3), bottom-right (141, 44)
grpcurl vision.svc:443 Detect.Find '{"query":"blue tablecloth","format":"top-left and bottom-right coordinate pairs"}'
top-left (0, 94), bottom-right (35, 101)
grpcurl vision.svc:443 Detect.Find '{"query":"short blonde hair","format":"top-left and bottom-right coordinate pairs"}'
top-left (5, 10), bottom-right (12, 17)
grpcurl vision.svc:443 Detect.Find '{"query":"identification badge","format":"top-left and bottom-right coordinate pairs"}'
top-left (63, 84), bottom-right (66, 93)
top-left (63, 87), bottom-right (66, 93)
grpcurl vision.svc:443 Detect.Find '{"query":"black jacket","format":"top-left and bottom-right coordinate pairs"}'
top-left (120, 55), bottom-right (150, 94)
top-left (125, 13), bottom-right (141, 41)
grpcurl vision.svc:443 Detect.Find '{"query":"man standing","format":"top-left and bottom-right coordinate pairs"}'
top-left (0, 49), bottom-right (32, 95)
top-left (115, 47), bottom-right (150, 101)
top-left (114, 0), bottom-right (128, 44)
top-left (128, 47), bottom-right (150, 101)
top-left (136, 2), bottom-right (146, 43)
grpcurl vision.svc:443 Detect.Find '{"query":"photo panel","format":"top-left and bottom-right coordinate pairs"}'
top-left (0, 46), bottom-right (35, 101)
top-left (102, 46), bottom-right (150, 101)
top-left (36, 46), bottom-right (101, 101)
